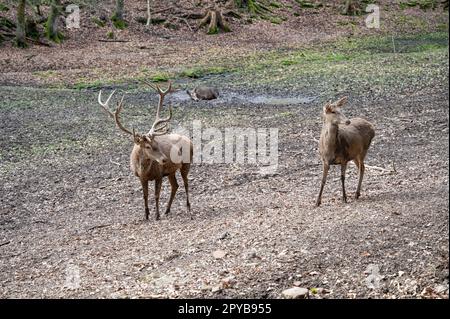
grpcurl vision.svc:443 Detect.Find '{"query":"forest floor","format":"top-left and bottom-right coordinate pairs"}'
top-left (0, 3), bottom-right (449, 299)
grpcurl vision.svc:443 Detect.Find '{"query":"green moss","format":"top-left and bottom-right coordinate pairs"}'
top-left (33, 70), bottom-right (57, 78)
top-left (0, 3), bottom-right (9, 12)
top-left (179, 66), bottom-right (230, 78)
top-left (92, 17), bottom-right (106, 27)
top-left (281, 59), bottom-right (298, 66)
top-left (150, 72), bottom-right (170, 82)
top-left (207, 25), bottom-right (219, 34)
top-left (0, 16), bottom-right (15, 30)
top-left (111, 14), bottom-right (127, 29)
top-left (269, 16), bottom-right (283, 24)
top-left (269, 1), bottom-right (282, 8)
top-left (73, 79), bottom-right (104, 90)
top-left (399, 0), bottom-right (438, 10)
top-left (295, 0), bottom-right (318, 8)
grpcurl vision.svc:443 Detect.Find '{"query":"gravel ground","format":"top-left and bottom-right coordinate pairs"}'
top-left (0, 2), bottom-right (448, 298)
top-left (0, 82), bottom-right (448, 298)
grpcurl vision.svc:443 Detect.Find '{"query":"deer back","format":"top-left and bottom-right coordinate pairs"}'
top-left (338, 118), bottom-right (375, 160)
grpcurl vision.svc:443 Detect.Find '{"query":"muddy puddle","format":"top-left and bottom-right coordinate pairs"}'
top-left (169, 90), bottom-right (316, 106)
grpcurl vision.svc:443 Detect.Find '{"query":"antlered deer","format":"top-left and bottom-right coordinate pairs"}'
top-left (187, 86), bottom-right (219, 101)
top-left (316, 97), bottom-right (375, 206)
top-left (98, 82), bottom-right (193, 220)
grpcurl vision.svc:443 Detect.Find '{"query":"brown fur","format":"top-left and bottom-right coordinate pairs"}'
top-left (316, 97), bottom-right (375, 206)
top-left (187, 86), bottom-right (219, 101)
top-left (131, 134), bottom-right (193, 220)
top-left (98, 83), bottom-right (194, 221)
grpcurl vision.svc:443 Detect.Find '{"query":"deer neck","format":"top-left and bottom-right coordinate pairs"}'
top-left (321, 121), bottom-right (339, 160)
top-left (135, 147), bottom-right (155, 176)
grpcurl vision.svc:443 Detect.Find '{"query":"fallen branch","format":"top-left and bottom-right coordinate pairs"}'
top-left (178, 17), bottom-right (193, 32)
top-left (0, 241), bottom-right (10, 247)
top-left (365, 164), bottom-right (396, 174)
top-left (88, 224), bottom-right (113, 231)
top-left (98, 39), bottom-right (131, 43)
top-left (152, 6), bottom-right (175, 15)
top-left (109, 158), bottom-right (121, 166)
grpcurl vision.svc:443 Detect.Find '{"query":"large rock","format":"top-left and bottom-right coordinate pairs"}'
top-left (282, 287), bottom-right (309, 299)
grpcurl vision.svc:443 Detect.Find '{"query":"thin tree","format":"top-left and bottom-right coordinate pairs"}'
top-left (146, 0), bottom-right (151, 26)
top-left (15, 0), bottom-right (27, 47)
top-left (46, 0), bottom-right (63, 42)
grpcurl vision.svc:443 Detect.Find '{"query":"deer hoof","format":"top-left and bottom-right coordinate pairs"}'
top-left (164, 209), bottom-right (170, 216)
top-left (355, 192), bottom-right (361, 199)
top-left (342, 197), bottom-right (347, 203)
top-left (315, 200), bottom-right (321, 207)
top-left (155, 214), bottom-right (160, 221)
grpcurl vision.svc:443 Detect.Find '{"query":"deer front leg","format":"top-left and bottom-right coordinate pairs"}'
top-left (355, 160), bottom-right (365, 199)
top-left (341, 163), bottom-right (348, 203)
top-left (165, 174), bottom-right (179, 215)
top-left (316, 162), bottom-right (329, 207)
top-left (154, 179), bottom-right (162, 220)
top-left (141, 179), bottom-right (150, 220)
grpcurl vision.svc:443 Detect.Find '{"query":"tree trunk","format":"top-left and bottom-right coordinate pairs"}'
top-left (46, 0), bottom-right (62, 42)
top-left (234, 0), bottom-right (270, 15)
top-left (342, 0), bottom-right (361, 15)
top-left (146, 0), bottom-right (151, 26)
top-left (15, 0), bottom-right (27, 48)
top-left (199, 9), bottom-right (231, 34)
top-left (112, 0), bottom-right (126, 29)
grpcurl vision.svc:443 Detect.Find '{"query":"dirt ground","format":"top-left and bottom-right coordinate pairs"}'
top-left (0, 83), bottom-right (448, 298)
top-left (0, 1), bottom-right (449, 299)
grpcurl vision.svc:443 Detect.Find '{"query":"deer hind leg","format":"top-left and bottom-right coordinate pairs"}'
top-left (165, 174), bottom-right (179, 216)
top-left (316, 162), bottom-right (329, 207)
top-left (354, 157), bottom-right (365, 199)
top-left (141, 179), bottom-right (150, 220)
top-left (154, 179), bottom-right (162, 220)
top-left (341, 162), bottom-right (348, 203)
top-left (181, 164), bottom-right (192, 219)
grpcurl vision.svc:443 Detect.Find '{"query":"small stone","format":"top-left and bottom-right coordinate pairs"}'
top-left (293, 281), bottom-right (302, 287)
top-left (211, 285), bottom-right (222, 293)
top-left (221, 276), bottom-right (236, 288)
top-left (219, 232), bottom-right (230, 240)
top-left (282, 287), bottom-right (309, 299)
top-left (213, 250), bottom-right (226, 259)
top-left (244, 251), bottom-right (258, 260)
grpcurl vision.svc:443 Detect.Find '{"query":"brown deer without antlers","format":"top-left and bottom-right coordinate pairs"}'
top-left (316, 97), bottom-right (375, 206)
top-left (98, 82), bottom-right (193, 220)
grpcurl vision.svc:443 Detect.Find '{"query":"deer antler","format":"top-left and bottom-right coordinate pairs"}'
top-left (143, 81), bottom-right (174, 137)
top-left (98, 90), bottom-right (134, 136)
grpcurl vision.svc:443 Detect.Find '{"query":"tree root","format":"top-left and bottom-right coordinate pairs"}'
top-left (199, 9), bottom-right (231, 34)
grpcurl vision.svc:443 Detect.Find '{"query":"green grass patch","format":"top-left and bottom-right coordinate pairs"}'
top-left (0, 3), bottom-right (9, 12)
top-left (269, 1), bottom-right (282, 8)
top-left (179, 66), bottom-right (231, 78)
top-left (150, 72), bottom-right (171, 82)
top-left (33, 70), bottom-right (57, 79)
top-left (73, 79), bottom-right (104, 90)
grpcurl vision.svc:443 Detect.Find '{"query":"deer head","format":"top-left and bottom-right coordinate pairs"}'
top-left (97, 82), bottom-right (174, 165)
top-left (323, 96), bottom-right (351, 125)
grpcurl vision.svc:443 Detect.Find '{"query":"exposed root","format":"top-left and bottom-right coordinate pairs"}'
top-left (199, 9), bottom-right (231, 34)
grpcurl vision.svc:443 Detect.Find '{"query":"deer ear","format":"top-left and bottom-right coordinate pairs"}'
top-left (336, 96), bottom-right (348, 107)
top-left (324, 103), bottom-right (333, 113)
